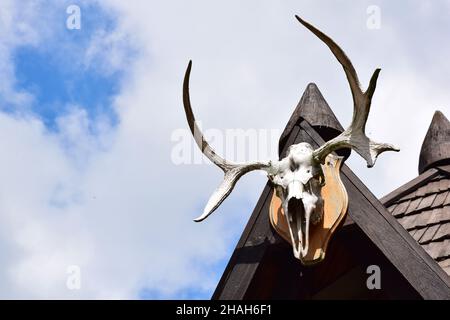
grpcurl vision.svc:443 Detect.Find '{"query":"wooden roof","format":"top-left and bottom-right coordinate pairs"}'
top-left (381, 111), bottom-right (450, 276)
top-left (213, 86), bottom-right (450, 300)
top-left (383, 168), bottom-right (450, 274)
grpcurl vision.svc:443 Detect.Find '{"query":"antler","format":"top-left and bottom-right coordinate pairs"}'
top-left (183, 61), bottom-right (273, 222)
top-left (295, 16), bottom-right (399, 167)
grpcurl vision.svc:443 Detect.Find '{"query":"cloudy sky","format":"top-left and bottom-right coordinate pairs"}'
top-left (0, 0), bottom-right (449, 299)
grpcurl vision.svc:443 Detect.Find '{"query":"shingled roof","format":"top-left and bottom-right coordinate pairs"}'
top-left (381, 111), bottom-right (450, 276)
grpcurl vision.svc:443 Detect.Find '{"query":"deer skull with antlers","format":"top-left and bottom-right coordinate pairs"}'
top-left (182, 16), bottom-right (399, 261)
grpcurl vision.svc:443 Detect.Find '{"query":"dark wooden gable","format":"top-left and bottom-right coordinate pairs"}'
top-left (212, 86), bottom-right (450, 300)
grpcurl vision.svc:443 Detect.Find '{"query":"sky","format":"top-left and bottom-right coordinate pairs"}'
top-left (0, 0), bottom-right (449, 299)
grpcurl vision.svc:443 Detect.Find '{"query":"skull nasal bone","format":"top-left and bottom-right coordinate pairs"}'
top-left (287, 180), bottom-right (303, 200)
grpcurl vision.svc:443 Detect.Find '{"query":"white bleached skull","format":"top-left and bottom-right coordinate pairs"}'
top-left (268, 143), bottom-right (325, 259)
top-left (181, 15), bottom-right (399, 261)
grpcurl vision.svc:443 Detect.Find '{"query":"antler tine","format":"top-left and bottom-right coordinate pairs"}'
top-left (295, 16), bottom-right (364, 106)
top-left (183, 61), bottom-right (231, 172)
top-left (183, 61), bottom-right (272, 222)
top-left (295, 16), bottom-right (399, 167)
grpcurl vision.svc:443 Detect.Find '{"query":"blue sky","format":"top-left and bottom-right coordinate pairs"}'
top-left (11, 3), bottom-right (121, 130)
top-left (14, 46), bottom-right (121, 129)
top-left (0, 1), bottom-right (449, 299)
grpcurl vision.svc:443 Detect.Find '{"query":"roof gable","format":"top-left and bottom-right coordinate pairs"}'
top-left (213, 118), bottom-right (450, 299)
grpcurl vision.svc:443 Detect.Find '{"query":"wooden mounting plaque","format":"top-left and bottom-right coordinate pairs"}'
top-left (269, 154), bottom-right (348, 265)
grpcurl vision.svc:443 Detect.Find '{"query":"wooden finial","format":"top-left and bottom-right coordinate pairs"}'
top-left (419, 111), bottom-right (450, 174)
top-left (279, 83), bottom-right (347, 157)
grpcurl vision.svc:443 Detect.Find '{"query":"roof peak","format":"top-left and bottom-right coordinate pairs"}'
top-left (278, 83), bottom-right (347, 157)
top-left (418, 110), bottom-right (450, 174)
top-left (296, 83), bottom-right (344, 131)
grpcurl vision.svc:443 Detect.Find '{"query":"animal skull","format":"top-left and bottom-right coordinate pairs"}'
top-left (268, 142), bottom-right (325, 259)
top-left (181, 16), bottom-right (399, 260)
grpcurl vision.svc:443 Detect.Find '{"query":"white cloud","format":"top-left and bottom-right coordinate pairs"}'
top-left (83, 28), bottom-right (136, 76)
top-left (0, 0), bottom-right (449, 299)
